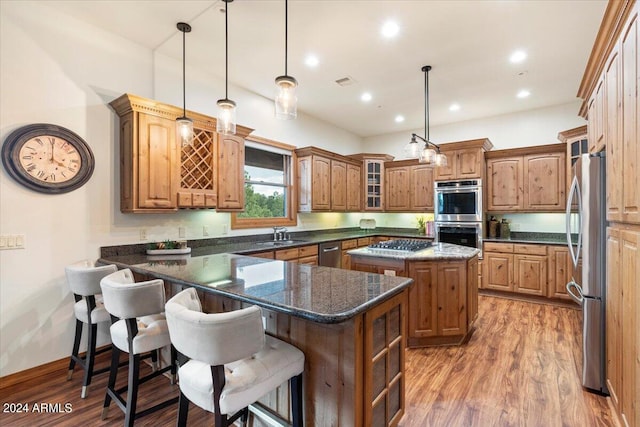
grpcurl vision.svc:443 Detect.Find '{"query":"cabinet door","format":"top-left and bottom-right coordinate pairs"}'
top-left (621, 13), bottom-right (639, 225)
top-left (436, 262), bottom-right (467, 336)
top-left (385, 166), bottom-right (411, 211)
top-left (346, 163), bottom-right (361, 211)
top-left (484, 251), bottom-right (514, 291)
top-left (331, 160), bottom-right (347, 211)
top-left (410, 164), bottom-right (434, 211)
top-left (606, 227), bottom-right (622, 410)
top-left (547, 246), bottom-right (574, 301)
top-left (407, 262), bottom-right (437, 338)
top-left (486, 157), bottom-right (523, 211)
top-left (217, 134), bottom-right (244, 210)
top-left (311, 156), bottom-right (331, 210)
top-left (513, 254), bottom-right (547, 296)
top-left (434, 150), bottom-right (456, 181)
top-left (606, 47), bottom-right (623, 221)
top-left (457, 148), bottom-right (483, 179)
top-left (467, 257), bottom-right (478, 327)
top-left (364, 160), bottom-right (384, 210)
top-left (590, 77), bottom-right (606, 153)
top-left (137, 113), bottom-right (179, 209)
top-left (523, 153), bottom-right (566, 211)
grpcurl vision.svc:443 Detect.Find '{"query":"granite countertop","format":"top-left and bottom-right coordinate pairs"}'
top-left (101, 253), bottom-right (412, 324)
top-left (483, 232), bottom-right (576, 245)
top-left (347, 242), bottom-right (480, 261)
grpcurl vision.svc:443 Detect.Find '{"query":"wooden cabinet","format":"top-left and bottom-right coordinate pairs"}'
top-left (434, 147), bottom-right (484, 181)
top-left (588, 78), bottom-right (606, 153)
top-left (483, 242), bottom-right (548, 296)
top-left (296, 147), bottom-right (362, 212)
top-left (385, 160), bottom-right (435, 212)
top-left (486, 144), bottom-right (566, 212)
top-left (275, 244), bottom-right (318, 265)
top-left (109, 93), bottom-right (252, 213)
top-left (547, 245), bottom-right (578, 301)
top-left (558, 126), bottom-right (588, 212)
top-left (349, 154), bottom-right (394, 211)
top-left (606, 226), bottom-right (639, 427)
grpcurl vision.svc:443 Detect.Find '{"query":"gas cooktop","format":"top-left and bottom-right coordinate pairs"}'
top-left (368, 239), bottom-right (433, 252)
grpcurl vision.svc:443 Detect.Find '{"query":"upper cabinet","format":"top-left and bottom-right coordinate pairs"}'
top-left (558, 125), bottom-right (588, 211)
top-left (109, 94), bottom-right (252, 213)
top-left (384, 159), bottom-right (434, 212)
top-left (296, 147), bottom-right (362, 212)
top-left (349, 154), bottom-right (394, 211)
top-left (433, 138), bottom-right (493, 181)
top-left (486, 144), bottom-right (566, 212)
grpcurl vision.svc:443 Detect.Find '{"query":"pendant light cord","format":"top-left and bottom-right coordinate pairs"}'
top-left (225, 0), bottom-right (229, 100)
top-left (284, 0), bottom-right (288, 76)
top-left (182, 28), bottom-right (186, 117)
top-left (424, 67), bottom-right (429, 143)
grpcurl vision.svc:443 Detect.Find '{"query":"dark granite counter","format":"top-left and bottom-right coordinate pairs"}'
top-left (99, 252), bottom-right (412, 324)
top-left (347, 242), bottom-right (479, 260)
top-left (483, 231), bottom-right (576, 245)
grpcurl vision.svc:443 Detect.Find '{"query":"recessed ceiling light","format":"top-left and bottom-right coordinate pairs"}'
top-left (517, 89), bottom-right (531, 98)
top-left (381, 21), bottom-right (400, 38)
top-left (395, 115), bottom-right (405, 123)
top-left (449, 103), bottom-right (461, 111)
top-left (361, 92), bottom-right (372, 102)
top-left (305, 54), bottom-right (319, 68)
top-left (510, 50), bottom-right (527, 63)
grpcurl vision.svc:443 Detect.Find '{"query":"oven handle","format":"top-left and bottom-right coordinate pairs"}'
top-left (435, 187), bottom-right (480, 194)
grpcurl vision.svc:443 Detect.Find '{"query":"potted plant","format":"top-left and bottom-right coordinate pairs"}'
top-left (416, 216), bottom-right (426, 235)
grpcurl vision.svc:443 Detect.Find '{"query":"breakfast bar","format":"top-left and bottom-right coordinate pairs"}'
top-left (99, 251), bottom-right (413, 427)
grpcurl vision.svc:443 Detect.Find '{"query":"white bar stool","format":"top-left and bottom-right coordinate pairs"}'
top-left (100, 268), bottom-right (178, 427)
top-left (65, 260), bottom-right (118, 398)
top-left (165, 287), bottom-right (305, 427)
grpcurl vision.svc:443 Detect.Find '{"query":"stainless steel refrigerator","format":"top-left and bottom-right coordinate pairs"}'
top-left (565, 151), bottom-right (607, 394)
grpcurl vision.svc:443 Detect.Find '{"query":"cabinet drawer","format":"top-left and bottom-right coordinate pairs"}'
top-left (275, 248), bottom-right (299, 261)
top-left (357, 237), bottom-right (372, 247)
top-left (249, 251), bottom-right (274, 259)
top-left (298, 255), bottom-right (318, 265)
top-left (342, 239), bottom-right (358, 249)
top-left (484, 242), bottom-right (514, 253)
top-left (514, 244), bottom-right (547, 256)
top-left (298, 245), bottom-right (318, 257)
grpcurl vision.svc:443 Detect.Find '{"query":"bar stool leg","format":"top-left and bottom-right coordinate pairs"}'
top-left (177, 391), bottom-right (190, 427)
top-left (124, 352), bottom-right (140, 427)
top-left (102, 344), bottom-right (121, 420)
top-left (81, 323), bottom-right (98, 398)
top-left (170, 345), bottom-right (177, 384)
top-left (67, 319), bottom-right (83, 380)
top-left (291, 373), bottom-right (303, 427)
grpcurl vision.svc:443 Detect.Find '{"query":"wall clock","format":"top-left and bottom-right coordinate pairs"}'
top-left (2, 123), bottom-right (95, 194)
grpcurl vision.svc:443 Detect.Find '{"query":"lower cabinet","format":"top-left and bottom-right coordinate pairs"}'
top-left (275, 245), bottom-right (319, 265)
top-left (606, 226), bottom-right (639, 427)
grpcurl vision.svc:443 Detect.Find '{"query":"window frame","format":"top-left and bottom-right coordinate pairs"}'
top-left (231, 135), bottom-right (297, 229)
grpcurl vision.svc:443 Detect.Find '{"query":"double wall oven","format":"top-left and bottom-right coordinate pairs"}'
top-left (434, 179), bottom-right (483, 253)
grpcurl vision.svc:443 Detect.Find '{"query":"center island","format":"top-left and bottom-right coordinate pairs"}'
top-left (99, 251), bottom-right (412, 427)
top-left (347, 241), bottom-right (480, 347)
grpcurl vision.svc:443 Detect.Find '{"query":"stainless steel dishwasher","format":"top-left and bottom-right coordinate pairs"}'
top-left (318, 241), bottom-right (342, 268)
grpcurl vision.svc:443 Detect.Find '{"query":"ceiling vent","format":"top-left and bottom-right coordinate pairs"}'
top-left (335, 76), bottom-right (356, 86)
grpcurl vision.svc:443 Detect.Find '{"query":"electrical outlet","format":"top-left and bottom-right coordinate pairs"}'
top-left (203, 225), bottom-right (210, 237)
top-left (222, 224), bottom-right (228, 235)
top-left (178, 227), bottom-right (186, 238)
top-left (511, 223), bottom-right (521, 231)
top-left (140, 229), bottom-right (147, 241)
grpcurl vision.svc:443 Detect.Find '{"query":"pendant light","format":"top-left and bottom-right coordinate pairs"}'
top-left (274, 0), bottom-right (298, 120)
top-left (404, 65), bottom-right (447, 167)
top-left (176, 22), bottom-right (193, 147)
top-left (217, 0), bottom-right (236, 135)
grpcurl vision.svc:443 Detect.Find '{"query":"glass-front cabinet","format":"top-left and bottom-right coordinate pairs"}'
top-left (350, 154), bottom-right (394, 211)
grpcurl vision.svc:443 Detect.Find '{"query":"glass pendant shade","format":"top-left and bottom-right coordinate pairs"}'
top-left (435, 152), bottom-right (448, 167)
top-left (404, 139), bottom-right (421, 158)
top-left (217, 99), bottom-right (236, 135)
top-left (275, 75), bottom-right (298, 119)
top-left (419, 147), bottom-right (436, 164)
top-left (177, 117), bottom-right (194, 147)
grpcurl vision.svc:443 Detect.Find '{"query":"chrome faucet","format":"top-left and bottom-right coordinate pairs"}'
top-left (273, 226), bottom-right (288, 241)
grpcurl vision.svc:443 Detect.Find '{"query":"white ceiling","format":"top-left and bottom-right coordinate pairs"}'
top-left (49, 0), bottom-right (607, 138)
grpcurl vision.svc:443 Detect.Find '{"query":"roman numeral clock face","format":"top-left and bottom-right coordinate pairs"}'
top-left (2, 124), bottom-right (94, 194)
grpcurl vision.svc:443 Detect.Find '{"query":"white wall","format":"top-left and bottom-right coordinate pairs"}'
top-left (0, 1), bottom-right (363, 377)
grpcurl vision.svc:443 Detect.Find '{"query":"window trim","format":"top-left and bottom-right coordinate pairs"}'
top-left (231, 135), bottom-right (297, 230)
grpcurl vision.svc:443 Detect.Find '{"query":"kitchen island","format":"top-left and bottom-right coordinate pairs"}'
top-left (99, 252), bottom-right (412, 427)
top-left (348, 241), bottom-right (480, 347)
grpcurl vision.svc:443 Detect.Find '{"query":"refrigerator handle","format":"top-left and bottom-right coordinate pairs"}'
top-left (566, 175), bottom-right (582, 268)
top-left (566, 280), bottom-right (584, 305)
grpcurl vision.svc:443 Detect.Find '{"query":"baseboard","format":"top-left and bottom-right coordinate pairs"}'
top-left (0, 345), bottom-right (109, 391)
top-left (479, 289), bottom-right (581, 309)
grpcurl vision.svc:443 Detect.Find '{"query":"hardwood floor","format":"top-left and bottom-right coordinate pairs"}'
top-left (0, 295), bottom-right (613, 426)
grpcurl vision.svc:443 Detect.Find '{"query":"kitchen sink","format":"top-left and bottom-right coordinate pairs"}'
top-left (255, 240), bottom-right (308, 246)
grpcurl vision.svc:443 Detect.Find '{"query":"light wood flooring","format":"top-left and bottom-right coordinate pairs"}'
top-left (0, 295), bottom-right (613, 426)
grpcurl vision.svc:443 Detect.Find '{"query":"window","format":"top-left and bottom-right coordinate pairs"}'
top-left (231, 136), bottom-right (297, 229)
